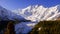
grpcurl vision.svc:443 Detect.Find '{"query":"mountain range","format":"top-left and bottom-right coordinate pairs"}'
top-left (0, 5), bottom-right (60, 34)
top-left (0, 5), bottom-right (60, 22)
top-left (12, 5), bottom-right (60, 22)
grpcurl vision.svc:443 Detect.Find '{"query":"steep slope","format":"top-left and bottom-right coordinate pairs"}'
top-left (0, 6), bottom-right (28, 21)
top-left (0, 6), bottom-right (33, 34)
top-left (13, 5), bottom-right (60, 22)
top-left (29, 21), bottom-right (60, 34)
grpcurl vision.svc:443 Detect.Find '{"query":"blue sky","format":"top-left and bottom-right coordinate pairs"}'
top-left (0, 0), bottom-right (60, 10)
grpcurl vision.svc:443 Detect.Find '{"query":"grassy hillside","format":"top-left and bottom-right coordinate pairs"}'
top-left (29, 20), bottom-right (60, 34)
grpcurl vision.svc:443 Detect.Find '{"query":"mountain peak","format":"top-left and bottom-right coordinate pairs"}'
top-left (12, 5), bottom-right (60, 22)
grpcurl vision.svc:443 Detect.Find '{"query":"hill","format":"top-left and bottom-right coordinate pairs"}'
top-left (29, 20), bottom-right (60, 34)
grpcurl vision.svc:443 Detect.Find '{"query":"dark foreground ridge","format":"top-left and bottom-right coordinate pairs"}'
top-left (29, 20), bottom-right (60, 34)
top-left (0, 20), bottom-right (31, 34)
top-left (1, 20), bottom-right (60, 34)
top-left (0, 21), bottom-right (15, 34)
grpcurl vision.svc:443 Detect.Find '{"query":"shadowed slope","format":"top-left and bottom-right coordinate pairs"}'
top-left (29, 20), bottom-right (60, 34)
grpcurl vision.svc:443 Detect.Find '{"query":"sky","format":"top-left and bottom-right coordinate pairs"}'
top-left (0, 0), bottom-right (60, 10)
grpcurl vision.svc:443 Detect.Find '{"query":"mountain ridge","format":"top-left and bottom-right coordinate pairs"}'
top-left (0, 6), bottom-right (30, 22)
top-left (12, 5), bottom-right (60, 22)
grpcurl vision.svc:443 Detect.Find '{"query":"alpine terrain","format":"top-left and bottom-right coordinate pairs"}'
top-left (0, 5), bottom-right (60, 34)
top-left (12, 5), bottom-right (60, 22)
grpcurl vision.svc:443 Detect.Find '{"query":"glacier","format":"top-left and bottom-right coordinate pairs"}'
top-left (0, 5), bottom-right (60, 34)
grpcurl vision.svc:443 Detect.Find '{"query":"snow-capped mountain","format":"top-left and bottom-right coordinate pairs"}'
top-left (12, 5), bottom-right (60, 22)
top-left (0, 5), bottom-right (60, 34)
top-left (0, 5), bottom-right (60, 22)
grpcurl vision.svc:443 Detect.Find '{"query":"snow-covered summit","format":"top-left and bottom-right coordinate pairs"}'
top-left (13, 5), bottom-right (60, 22)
